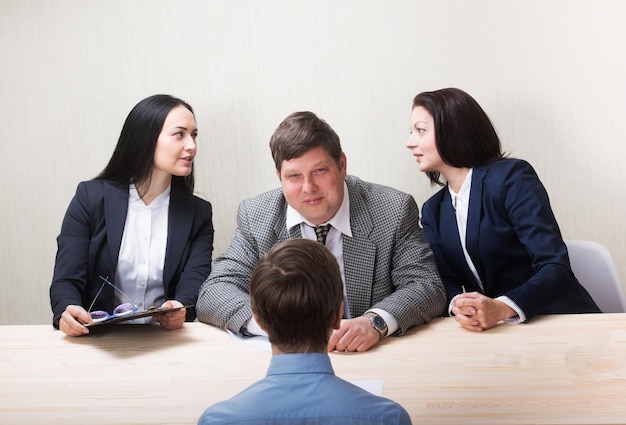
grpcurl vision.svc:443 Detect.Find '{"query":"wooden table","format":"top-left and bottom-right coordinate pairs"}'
top-left (1, 314), bottom-right (625, 425)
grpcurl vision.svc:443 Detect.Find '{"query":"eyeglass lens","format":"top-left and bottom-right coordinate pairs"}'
top-left (88, 276), bottom-right (138, 322)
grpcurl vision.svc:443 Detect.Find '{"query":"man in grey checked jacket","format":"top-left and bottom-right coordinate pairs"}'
top-left (197, 111), bottom-right (445, 352)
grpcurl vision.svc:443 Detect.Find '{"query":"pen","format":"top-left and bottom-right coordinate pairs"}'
top-left (461, 285), bottom-right (467, 293)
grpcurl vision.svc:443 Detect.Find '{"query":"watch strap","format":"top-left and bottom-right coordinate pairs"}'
top-left (364, 311), bottom-right (388, 337)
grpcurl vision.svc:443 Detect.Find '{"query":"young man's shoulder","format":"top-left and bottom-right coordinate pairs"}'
top-left (198, 371), bottom-right (411, 425)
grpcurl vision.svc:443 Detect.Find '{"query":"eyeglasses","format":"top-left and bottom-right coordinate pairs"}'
top-left (87, 276), bottom-right (139, 323)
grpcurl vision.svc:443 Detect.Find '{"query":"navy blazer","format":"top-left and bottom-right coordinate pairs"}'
top-left (50, 180), bottom-right (214, 328)
top-left (421, 159), bottom-right (599, 321)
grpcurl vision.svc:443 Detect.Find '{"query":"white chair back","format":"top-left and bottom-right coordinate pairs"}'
top-left (565, 240), bottom-right (626, 313)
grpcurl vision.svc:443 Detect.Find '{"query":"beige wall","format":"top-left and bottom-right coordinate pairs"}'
top-left (1, 0), bottom-right (624, 325)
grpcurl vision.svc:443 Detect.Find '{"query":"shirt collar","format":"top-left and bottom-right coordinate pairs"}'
top-left (267, 353), bottom-right (335, 376)
top-left (129, 183), bottom-right (171, 208)
top-left (448, 168), bottom-right (473, 210)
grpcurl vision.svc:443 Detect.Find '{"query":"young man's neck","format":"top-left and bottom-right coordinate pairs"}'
top-left (271, 345), bottom-right (326, 355)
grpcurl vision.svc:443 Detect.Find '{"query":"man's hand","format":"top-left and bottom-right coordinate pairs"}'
top-left (327, 316), bottom-right (381, 352)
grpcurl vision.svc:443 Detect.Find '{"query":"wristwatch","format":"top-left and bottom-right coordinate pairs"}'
top-left (363, 311), bottom-right (388, 337)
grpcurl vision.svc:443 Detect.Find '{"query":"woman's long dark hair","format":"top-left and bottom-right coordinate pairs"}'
top-left (96, 94), bottom-right (195, 194)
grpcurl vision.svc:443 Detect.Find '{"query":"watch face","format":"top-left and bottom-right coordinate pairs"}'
top-left (372, 315), bottom-right (386, 330)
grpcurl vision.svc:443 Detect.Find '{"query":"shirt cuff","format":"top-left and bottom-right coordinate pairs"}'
top-left (367, 308), bottom-right (399, 336)
top-left (448, 294), bottom-right (463, 316)
top-left (496, 296), bottom-right (526, 324)
top-left (241, 316), bottom-right (268, 337)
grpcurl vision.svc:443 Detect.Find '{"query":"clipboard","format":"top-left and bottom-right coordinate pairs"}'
top-left (86, 305), bottom-right (194, 327)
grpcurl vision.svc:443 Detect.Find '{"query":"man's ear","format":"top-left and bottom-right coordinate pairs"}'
top-left (339, 152), bottom-right (347, 175)
top-left (275, 169), bottom-right (281, 181)
top-left (332, 301), bottom-right (344, 330)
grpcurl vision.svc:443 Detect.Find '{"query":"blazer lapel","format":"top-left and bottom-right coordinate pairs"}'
top-left (275, 199), bottom-right (302, 242)
top-left (466, 167), bottom-right (486, 286)
top-left (342, 181), bottom-right (376, 318)
top-left (104, 182), bottom-right (129, 274)
top-left (164, 186), bottom-right (195, 287)
top-left (438, 189), bottom-right (482, 290)
top-left (438, 191), bottom-right (466, 272)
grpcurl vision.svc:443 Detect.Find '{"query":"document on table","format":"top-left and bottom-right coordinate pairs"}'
top-left (227, 329), bottom-right (271, 352)
top-left (226, 330), bottom-right (384, 396)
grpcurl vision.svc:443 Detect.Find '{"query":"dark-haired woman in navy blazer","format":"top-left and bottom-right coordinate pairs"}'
top-left (50, 95), bottom-right (214, 336)
top-left (407, 88), bottom-right (599, 332)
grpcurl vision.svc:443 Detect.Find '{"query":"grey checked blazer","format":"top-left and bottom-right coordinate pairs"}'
top-left (196, 175), bottom-right (445, 335)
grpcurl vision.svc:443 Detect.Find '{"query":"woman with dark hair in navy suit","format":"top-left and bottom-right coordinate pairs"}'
top-left (407, 88), bottom-right (600, 332)
top-left (50, 94), bottom-right (214, 336)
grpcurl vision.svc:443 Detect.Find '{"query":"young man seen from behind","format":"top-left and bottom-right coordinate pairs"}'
top-left (197, 238), bottom-right (412, 424)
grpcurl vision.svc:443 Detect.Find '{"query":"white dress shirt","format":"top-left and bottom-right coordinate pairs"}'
top-left (114, 184), bottom-right (169, 323)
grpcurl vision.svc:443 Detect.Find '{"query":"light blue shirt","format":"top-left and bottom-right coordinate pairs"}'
top-left (197, 353), bottom-right (412, 425)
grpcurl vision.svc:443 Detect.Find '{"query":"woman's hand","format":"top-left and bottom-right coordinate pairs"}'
top-left (59, 305), bottom-right (93, 336)
top-left (153, 300), bottom-right (186, 330)
top-left (451, 292), bottom-right (516, 332)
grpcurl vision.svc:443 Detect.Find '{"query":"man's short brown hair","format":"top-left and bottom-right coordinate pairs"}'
top-left (250, 238), bottom-right (343, 353)
top-left (269, 111), bottom-right (342, 172)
